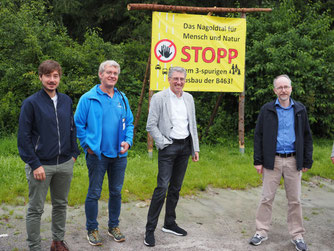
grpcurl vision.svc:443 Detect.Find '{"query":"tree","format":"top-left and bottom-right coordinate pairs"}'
top-left (0, 0), bottom-right (333, 139)
top-left (245, 0), bottom-right (334, 136)
top-left (0, 0), bottom-right (124, 134)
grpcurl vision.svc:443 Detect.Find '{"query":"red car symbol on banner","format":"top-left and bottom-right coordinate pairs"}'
top-left (154, 39), bottom-right (177, 63)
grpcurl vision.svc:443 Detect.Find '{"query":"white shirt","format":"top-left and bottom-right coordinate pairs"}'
top-left (168, 88), bottom-right (189, 139)
top-left (51, 94), bottom-right (58, 110)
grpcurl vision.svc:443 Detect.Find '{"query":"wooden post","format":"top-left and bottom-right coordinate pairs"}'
top-left (147, 90), bottom-right (154, 158)
top-left (238, 91), bottom-right (245, 154)
top-left (238, 12), bottom-right (246, 154)
top-left (133, 54), bottom-right (151, 140)
top-left (127, 4), bottom-right (272, 13)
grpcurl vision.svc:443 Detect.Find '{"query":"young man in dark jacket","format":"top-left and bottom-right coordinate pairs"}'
top-left (249, 75), bottom-right (313, 251)
top-left (18, 60), bottom-right (80, 251)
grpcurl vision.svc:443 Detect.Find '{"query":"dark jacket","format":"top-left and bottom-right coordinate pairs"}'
top-left (18, 89), bottom-right (80, 171)
top-left (254, 99), bottom-right (313, 171)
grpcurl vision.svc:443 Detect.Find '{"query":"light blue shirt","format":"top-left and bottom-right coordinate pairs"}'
top-left (275, 98), bottom-right (296, 154)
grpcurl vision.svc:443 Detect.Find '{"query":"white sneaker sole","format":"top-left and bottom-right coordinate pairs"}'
top-left (144, 234), bottom-right (155, 247)
top-left (87, 235), bottom-right (102, 246)
top-left (161, 227), bottom-right (184, 236)
top-left (144, 239), bottom-right (155, 247)
top-left (107, 231), bottom-right (125, 242)
top-left (250, 236), bottom-right (268, 246)
top-left (291, 239), bottom-right (308, 251)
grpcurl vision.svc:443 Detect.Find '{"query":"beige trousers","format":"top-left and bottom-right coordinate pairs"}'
top-left (255, 156), bottom-right (305, 240)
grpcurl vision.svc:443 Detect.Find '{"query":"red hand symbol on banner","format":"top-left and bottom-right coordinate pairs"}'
top-left (154, 39), bottom-right (177, 63)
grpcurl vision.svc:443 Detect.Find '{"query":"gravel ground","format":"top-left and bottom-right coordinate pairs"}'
top-left (1, 177), bottom-right (334, 251)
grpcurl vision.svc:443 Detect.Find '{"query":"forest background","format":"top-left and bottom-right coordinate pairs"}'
top-left (0, 0), bottom-right (333, 143)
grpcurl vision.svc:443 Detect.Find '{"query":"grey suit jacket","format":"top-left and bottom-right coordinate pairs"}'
top-left (146, 88), bottom-right (200, 156)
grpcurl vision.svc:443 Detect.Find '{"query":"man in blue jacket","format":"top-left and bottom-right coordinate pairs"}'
top-left (74, 60), bottom-right (134, 246)
top-left (249, 75), bottom-right (313, 251)
top-left (18, 60), bottom-right (80, 251)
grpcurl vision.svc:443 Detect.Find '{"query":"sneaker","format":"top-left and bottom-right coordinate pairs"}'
top-left (291, 238), bottom-right (308, 251)
top-left (162, 224), bottom-right (187, 236)
top-left (144, 231), bottom-right (155, 247)
top-left (108, 226), bottom-right (125, 242)
top-left (50, 240), bottom-right (69, 251)
top-left (87, 229), bottom-right (102, 246)
top-left (249, 233), bottom-right (268, 246)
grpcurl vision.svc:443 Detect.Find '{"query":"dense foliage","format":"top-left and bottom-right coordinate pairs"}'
top-left (0, 0), bottom-right (333, 142)
top-left (245, 0), bottom-right (334, 137)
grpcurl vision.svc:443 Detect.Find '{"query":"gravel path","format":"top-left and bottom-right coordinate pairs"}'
top-left (1, 177), bottom-right (333, 251)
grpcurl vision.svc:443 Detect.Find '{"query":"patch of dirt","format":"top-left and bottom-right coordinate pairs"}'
top-left (1, 177), bottom-right (334, 251)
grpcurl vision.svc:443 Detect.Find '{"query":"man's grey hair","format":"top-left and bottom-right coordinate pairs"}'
top-left (273, 74), bottom-right (291, 87)
top-left (168, 66), bottom-right (187, 79)
top-left (98, 60), bottom-right (120, 76)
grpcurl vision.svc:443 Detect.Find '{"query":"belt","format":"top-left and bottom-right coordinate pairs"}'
top-left (275, 152), bottom-right (296, 158)
top-left (172, 136), bottom-right (190, 144)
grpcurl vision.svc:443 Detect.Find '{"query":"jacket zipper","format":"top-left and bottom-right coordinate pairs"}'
top-left (34, 136), bottom-right (40, 152)
top-left (54, 104), bottom-right (61, 165)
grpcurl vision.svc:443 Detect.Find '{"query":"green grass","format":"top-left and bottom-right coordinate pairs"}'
top-left (303, 138), bottom-right (334, 180)
top-left (0, 135), bottom-right (333, 206)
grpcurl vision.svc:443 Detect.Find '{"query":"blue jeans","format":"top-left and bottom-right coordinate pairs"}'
top-left (85, 154), bottom-right (127, 231)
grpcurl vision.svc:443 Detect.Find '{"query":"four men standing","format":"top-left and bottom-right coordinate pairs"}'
top-left (18, 60), bottom-right (317, 251)
top-left (74, 60), bottom-right (134, 246)
top-left (250, 75), bottom-right (313, 251)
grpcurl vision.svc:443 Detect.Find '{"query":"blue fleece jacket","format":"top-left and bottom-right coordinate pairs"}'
top-left (74, 85), bottom-right (134, 158)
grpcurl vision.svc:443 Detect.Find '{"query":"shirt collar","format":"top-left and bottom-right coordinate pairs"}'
top-left (275, 98), bottom-right (294, 109)
top-left (51, 93), bottom-right (58, 100)
top-left (97, 84), bottom-right (118, 96)
top-left (168, 87), bottom-right (183, 98)
top-left (97, 84), bottom-right (105, 95)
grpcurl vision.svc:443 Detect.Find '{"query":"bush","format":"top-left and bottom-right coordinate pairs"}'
top-left (0, 0), bottom-right (128, 134)
top-left (245, 0), bottom-right (334, 136)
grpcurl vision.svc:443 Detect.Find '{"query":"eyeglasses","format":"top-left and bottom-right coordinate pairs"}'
top-left (275, 85), bottom-right (291, 91)
top-left (104, 71), bottom-right (119, 77)
top-left (172, 77), bottom-right (185, 82)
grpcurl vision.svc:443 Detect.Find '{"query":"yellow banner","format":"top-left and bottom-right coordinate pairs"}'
top-left (150, 12), bottom-right (246, 92)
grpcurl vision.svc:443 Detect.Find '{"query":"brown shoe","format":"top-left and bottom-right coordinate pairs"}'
top-left (50, 240), bottom-right (70, 251)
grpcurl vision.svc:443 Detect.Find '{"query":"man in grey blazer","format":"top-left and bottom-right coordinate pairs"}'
top-left (144, 66), bottom-right (199, 247)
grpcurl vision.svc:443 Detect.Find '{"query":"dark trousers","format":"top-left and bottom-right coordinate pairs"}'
top-left (146, 137), bottom-right (191, 232)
